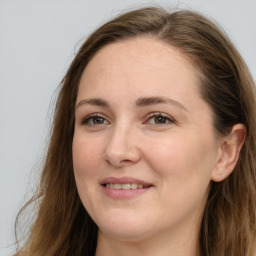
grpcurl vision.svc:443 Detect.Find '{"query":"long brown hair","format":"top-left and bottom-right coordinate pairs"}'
top-left (15, 7), bottom-right (256, 256)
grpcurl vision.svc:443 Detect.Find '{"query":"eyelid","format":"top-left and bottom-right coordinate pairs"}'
top-left (80, 113), bottom-right (110, 126)
top-left (144, 112), bottom-right (175, 124)
top-left (79, 111), bottom-right (175, 126)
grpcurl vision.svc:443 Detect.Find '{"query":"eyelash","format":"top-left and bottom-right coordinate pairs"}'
top-left (80, 112), bottom-right (175, 127)
top-left (145, 112), bottom-right (175, 125)
top-left (81, 113), bottom-right (109, 126)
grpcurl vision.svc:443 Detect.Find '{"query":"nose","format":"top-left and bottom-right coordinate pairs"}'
top-left (104, 124), bottom-right (141, 168)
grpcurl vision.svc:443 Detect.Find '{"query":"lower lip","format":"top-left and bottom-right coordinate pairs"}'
top-left (101, 185), bottom-right (152, 199)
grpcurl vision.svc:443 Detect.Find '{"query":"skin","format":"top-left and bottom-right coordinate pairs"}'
top-left (72, 37), bottom-right (245, 256)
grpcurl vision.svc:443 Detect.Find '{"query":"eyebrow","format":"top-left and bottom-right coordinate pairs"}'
top-left (76, 98), bottom-right (109, 109)
top-left (136, 96), bottom-right (188, 111)
top-left (76, 96), bottom-right (188, 111)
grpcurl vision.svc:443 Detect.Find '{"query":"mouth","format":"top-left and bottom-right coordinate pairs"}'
top-left (100, 177), bottom-right (153, 199)
top-left (103, 183), bottom-right (151, 189)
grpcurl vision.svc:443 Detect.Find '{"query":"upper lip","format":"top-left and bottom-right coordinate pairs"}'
top-left (100, 176), bottom-right (153, 187)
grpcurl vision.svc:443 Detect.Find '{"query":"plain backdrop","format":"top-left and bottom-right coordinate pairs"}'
top-left (1, 0), bottom-right (256, 255)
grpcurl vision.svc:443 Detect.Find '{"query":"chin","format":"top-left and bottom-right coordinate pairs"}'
top-left (96, 212), bottom-right (155, 242)
top-left (99, 225), bottom-right (153, 242)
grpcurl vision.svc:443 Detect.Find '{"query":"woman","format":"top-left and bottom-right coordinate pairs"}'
top-left (15, 6), bottom-right (256, 256)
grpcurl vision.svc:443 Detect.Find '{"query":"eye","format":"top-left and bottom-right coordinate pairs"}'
top-left (146, 112), bottom-right (174, 125)
top-left (81, 114), bottom-right (110, 126)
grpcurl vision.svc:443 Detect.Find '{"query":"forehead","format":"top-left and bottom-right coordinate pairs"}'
top-left (81, 37), bottom-right (197, 88)
top-left (78, 36), bottom-right (200, 100)
top-left (86, 36), bottom-right (195, 75)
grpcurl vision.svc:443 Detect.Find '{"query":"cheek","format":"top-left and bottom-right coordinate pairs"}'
top-left (72, 135), bottom-right (103, 179)
top-left (72, 135), bottom-right (105, 210)
top-left (72, 134), bottom-right (105, 211)
top-left (149, 134), bottom-right (217, 212)
top-left (144, 132), bottom-right (218, 183)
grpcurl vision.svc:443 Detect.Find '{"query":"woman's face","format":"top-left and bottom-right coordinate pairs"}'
top-left (73, 37), bottom-right (221, 242)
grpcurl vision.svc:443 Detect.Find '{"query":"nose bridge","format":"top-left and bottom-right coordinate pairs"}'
top-left (104, 119), bottom-right (140, 166)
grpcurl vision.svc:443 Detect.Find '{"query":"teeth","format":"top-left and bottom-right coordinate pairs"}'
top-left (105, 183), bottom-right (145, 189)
top-left (131, 183), bottom-right (138, 189)
top-left (114, 184), bottom-right (122, 189)
top-left (121, 184), bottom-right (131, 189)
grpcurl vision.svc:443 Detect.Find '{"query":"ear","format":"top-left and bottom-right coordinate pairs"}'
top-left (211, 124), bottom-right (246, 182)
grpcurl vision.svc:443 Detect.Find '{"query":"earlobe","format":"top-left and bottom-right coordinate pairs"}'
top-left (211, 123), bottom-right (246, 182)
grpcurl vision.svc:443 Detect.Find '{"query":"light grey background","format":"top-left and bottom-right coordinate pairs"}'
top-left (1, 0), bottom-right (256, 255)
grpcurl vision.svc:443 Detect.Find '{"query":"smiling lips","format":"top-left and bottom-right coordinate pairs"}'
top-left (106, 183), bottom-right (145, 189)
top-left (101, 177), bottom-right (153, 199)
